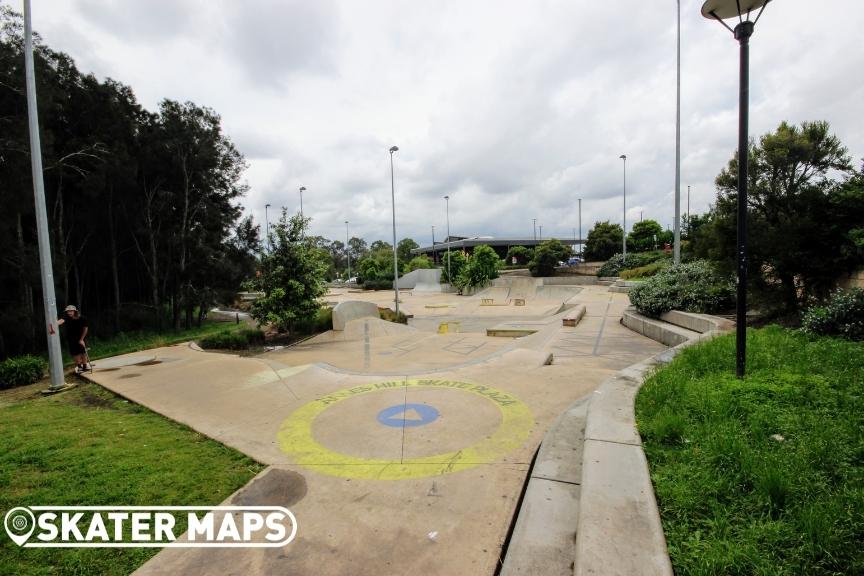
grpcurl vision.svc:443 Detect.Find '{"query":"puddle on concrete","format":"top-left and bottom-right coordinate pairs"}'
top-left (231, 468), bottom-right (307, 507)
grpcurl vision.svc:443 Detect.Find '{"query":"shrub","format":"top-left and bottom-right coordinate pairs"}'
top-left (628, 260), bottom-right (735, 317)
top-left (528, 239), bottom-right (571, 277)
top-left (238, 328), bottom-right (265, 345)
top-left (406, 255), bottom-right (432, 272)
top-left (597, 252), bottom-right (668, 277)
top-left (379, 308), bottom-right (408, 324)
top-left (0, 355), bottom-right (47, 389)
top-left (293, 307), bottom-right (333, 335)
top-left (457, 245), bottom-right (500, 289)
top-left (199, 332), bottom-right (249, 350)
top-left (362, 277), bottom-right (394, 290)
top-left (801, 288), bottom-right (864, 341)
top-left (620, 261), bottom-right (669, 280)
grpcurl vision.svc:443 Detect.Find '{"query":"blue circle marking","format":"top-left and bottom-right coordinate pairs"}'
top-left (377, 403), bottom-right (440, 428)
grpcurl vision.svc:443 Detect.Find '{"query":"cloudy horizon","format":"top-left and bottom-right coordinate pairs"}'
top-left (20, 0), bottom-right (864, 246)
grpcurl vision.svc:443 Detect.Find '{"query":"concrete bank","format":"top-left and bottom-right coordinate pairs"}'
top-left (502, 308), bottom-right (732, 576)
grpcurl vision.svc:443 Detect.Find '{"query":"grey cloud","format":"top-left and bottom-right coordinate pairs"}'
top-left (219, 0), bottom-right (339, 87)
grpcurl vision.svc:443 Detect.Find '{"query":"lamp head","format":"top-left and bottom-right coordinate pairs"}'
top-left (299, 186), bottom-right (306, 192)
top-left (620, 154), bottom-right (627, 160)
top-left (265, 203), bottom-right (270, 208)
top-left (701, 0), bottom-right (769, 20)
top-left (389, 146), bottom-right (399, 153)
top-left (444, 195), bottom-right (449, 200)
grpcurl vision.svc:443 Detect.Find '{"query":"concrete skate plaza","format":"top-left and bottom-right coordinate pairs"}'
top-left (89, 283), bottom-right (664, 575)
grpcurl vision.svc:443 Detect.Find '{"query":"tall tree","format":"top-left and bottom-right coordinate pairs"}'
top-left (711, 121), bottom-right (859, 310)
top-left (584, 221), bottom-right (624, 261)
top-left (248, 212), bottom-right (328, 332)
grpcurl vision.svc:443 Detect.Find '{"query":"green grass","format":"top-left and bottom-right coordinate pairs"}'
top-left (81, 322), bottom-right (244, 363)
top-left (636, 326), bottom-right (864, 575)
top-left (0, 383), bottom-right (264, 575)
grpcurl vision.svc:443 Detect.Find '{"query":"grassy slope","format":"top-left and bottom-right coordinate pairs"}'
top-left (0, 383), bottom-right (264, 575)
top-left (636, 326), bottom-right (864, 576)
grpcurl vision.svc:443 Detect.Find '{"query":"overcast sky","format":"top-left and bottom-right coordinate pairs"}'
top-left (22, 0), bottom-right (864, 246)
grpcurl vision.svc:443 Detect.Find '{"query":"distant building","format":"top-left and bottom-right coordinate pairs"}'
top-left (411, 235), bottom-right (583, 262)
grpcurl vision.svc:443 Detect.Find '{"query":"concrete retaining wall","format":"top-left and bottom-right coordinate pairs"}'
top-left (331, 300), bottom-right (380, 331)
top-left (503, 308), bottom-right (733, 575)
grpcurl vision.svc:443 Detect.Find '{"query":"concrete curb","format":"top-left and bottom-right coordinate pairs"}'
top-left (502, 308), bottom-right (732, 575)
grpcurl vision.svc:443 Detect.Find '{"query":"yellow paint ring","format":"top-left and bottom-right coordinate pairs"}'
top-left (277, 379), bottom-right (534, 480)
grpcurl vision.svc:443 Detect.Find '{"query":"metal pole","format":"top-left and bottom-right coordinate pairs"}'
top-left (299, 187), bottom-right (304, 217)
top-left (431, 225), bottom-right (436, 265)
top-left (539, 225), bottom-right (542, 241)
top-left (445, 196), bottom-right (451, 285)
top-left (533, 218), bottom-right (537, 241)
top-left (265, 204), bottom-right (270, 252)
top-left (24, 0), bottom-right (65, 390)
top-left (686, 185), bottom-right (691, 237)
top-left (735, 20), bottom-right (753, 379)
top-left (620, 155), bottom-right (627, 259)
top-left (578, 198), bottom-right (582, 258)
top-left (389, 149), bottom-right (400, 316)
top-left (674, 0), bottom-right (682, 266)
top-left (345, 220), bottom-right (351, 282)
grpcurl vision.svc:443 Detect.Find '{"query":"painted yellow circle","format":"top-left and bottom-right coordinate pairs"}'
top-left (277, 378), bottom-right (534, 480)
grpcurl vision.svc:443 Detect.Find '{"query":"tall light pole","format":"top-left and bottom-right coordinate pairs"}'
top-left (539, 225), bottom-right (543, 241)
top-left (389, 146), bottom-right (400, 316)
top-left (620, 154), bottom-right (627, 259)
top-left (431, 225), bottom-right (436, 265)
top-left (24, 0), bottom-right (66, 391)
top-left (702, 0), bottom-right (771, 378)
top-left (687, 185), bottom-right (691, 237)
top-left (532, 218), bottom-right (537, 242)
top-left (578, 198), bottom-right (582, 259)
top-left (674, 0), bottom-right (682, 266)
top-left (299, 186), bottom-right (306, 217)
top-left (444, 195), bottom-right (451, 285)
top-left (264, 203), bottom-right (271, 252)
top-left (345, 220), bottom-right (351, 282)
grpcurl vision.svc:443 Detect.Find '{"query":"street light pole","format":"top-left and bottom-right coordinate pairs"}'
top-left (265, 203), bottom-right (270, 252)
top-left (620, 154), bottom-right (627, 260)
top-left (532, 218), bottom-right (537, 242)
top-left (389, 146), bottom-right (400, 316)
top-left (687, 185), bottom-right (691, 237)
top-left (674, 0), bottom-right (682, 266)
top-left (431, 225), bottom-right (436, 265)
top-left (345, 220), bottom-right (351, 283)
top-left (578, 198), bottom-right (582, 259)
top-left (702, 0), bottom-right (770, 378)
top-left (539, 225), bottom-right (542, 241)
top-left (24, 0), bottom-right (66, 391)
top-left (444, 195), bottom-right (451, 286)
top-left (299, 186), bottom-right (306, 217)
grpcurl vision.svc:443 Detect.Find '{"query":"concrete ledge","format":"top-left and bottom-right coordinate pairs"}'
top-left (575, 440), bottom-right (672, 576)
top-left (331, 300), bottom-right (380, 330)
top-left (659, 310), bottom-right (734, 334)
top-left (562, 305), bottom-right (587, 327)
top-left (621, 307), bottom-right (700, 347)
top-left (501, 400), bottom-right (588, 576)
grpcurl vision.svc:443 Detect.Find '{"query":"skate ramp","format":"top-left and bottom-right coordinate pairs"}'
top-left (413, 268), bottom-right (444, 292)
top-left (473, 278), bottom-right (581, 304)
top-left (332, 300), bottom-right (380, 330)
top-left (396, 268), bottom-right (443, 291)
top-left (310, 317), bottom-right (417, 343)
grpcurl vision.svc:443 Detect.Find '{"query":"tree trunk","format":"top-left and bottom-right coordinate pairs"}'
top-left (108, 188), bottom-right (121, 333)
top-left (16, 212), bottom-right (36, 350)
